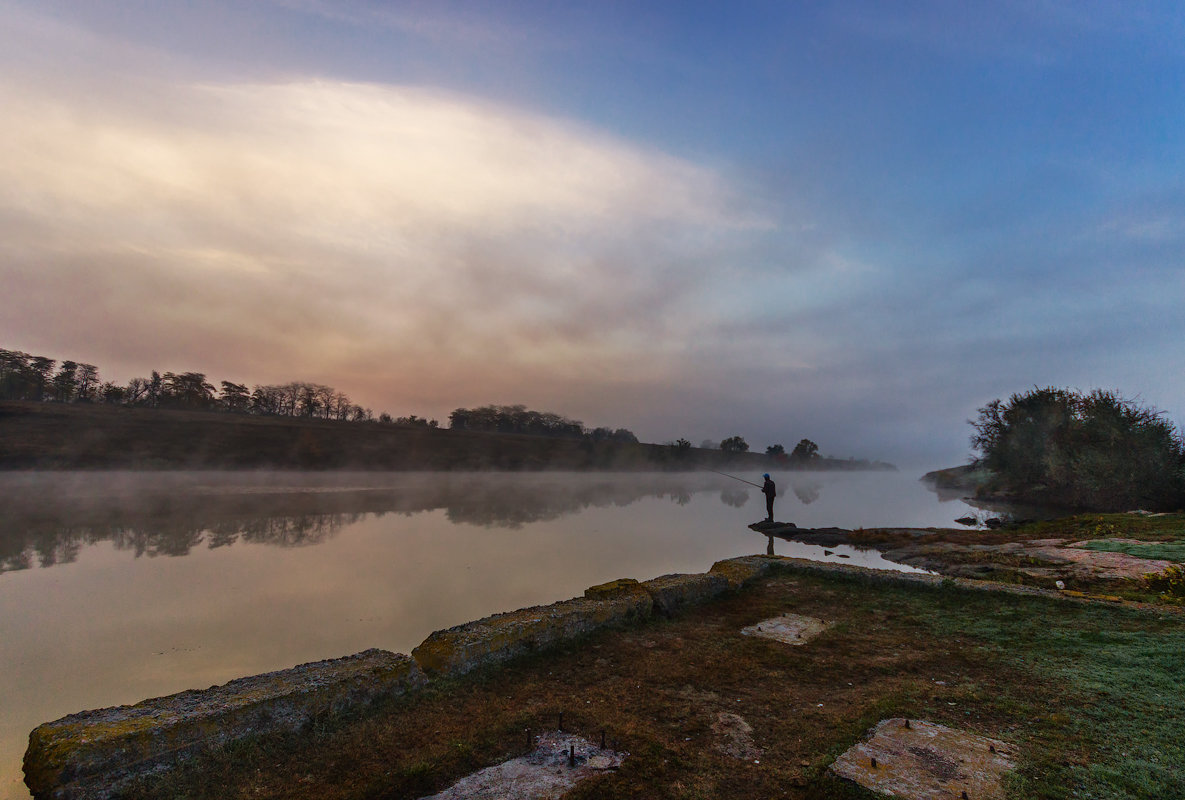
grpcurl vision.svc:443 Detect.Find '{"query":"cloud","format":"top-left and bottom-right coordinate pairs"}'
top-left (0, 69), bottom-right (773, 414)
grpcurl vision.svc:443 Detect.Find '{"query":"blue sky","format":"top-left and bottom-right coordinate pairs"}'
top-left (2, 0), bottom-right (1183, 469)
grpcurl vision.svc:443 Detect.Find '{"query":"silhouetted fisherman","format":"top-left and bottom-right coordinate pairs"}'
top-left (761, 473), bottom-right (776, 522)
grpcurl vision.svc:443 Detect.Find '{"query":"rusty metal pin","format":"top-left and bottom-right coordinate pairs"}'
top-left (870, 756), bottom-right (877, 769)
top-left (569, 745), bottom-right (576, 767)
top-left (904, 719), bottom-right (910, 729)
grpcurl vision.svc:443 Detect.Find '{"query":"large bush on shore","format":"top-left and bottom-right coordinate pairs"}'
top-left (971, 388), bottom-right (1185, 511)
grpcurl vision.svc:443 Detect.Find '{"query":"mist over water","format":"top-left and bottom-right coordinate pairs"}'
top-left (0, 470), bottom-right (976, 799)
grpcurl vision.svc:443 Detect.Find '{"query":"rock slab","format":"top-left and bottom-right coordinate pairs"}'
top-left (419, 730), bottom-right (624, 799)
top-left (23, 649), bottom-right (424, 800)
top-left (740, 613), bottom-right (830, 645)
top-left (830, 718), bottom-right (1015, 800)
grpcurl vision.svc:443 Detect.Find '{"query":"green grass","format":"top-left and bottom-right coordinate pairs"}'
top-left (1010, 514), bottom-right (1185, 542)
top-left (922, 588), bottom-right (1185, 799)
top-left (1077, 540), bottom-right (1185, 562)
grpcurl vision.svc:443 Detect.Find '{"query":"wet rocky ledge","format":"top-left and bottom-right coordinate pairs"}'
top-left (22, 546), bottom-right (1162, 800)
top-left (751, 520), bottom-right (1179, 584)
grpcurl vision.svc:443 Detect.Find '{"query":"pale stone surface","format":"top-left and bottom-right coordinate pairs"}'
top-left (24, 649), bottom-right (425, 800)
top-left (419, 731), bottom-right (624, 800)
top-left (830, 718), bottom-right (1015, 800)
top-left (642, 572), bottom-right (730, 616)
top-left (712, 712), bottom-right (762, 760)
top-left (740, 613), bottom-right (830, 645)
top-left (1035, 544), bottom-right (1173, 580)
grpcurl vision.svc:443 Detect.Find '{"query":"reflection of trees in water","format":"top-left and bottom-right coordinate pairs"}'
top-left (441, 477), bottom-right (708, 526)
top-left (720, 487), bottom-right (750, 508)
top-left (791, 482), bottom-right (822, 505)
top-left (0, 472), bottom-right (751, 573)
top-left (1, 514), bottom-right (353, 573)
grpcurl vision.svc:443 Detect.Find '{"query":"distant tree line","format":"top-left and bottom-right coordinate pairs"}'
top-left (708, 436), bottom-right (821, 463)
top-left (972, 387), bottom-right (1185, 511)
top-left (0, 347), bottom-right (394, 422)
top-left (447, 404), bottom-right (639, 443)
top-left (1, 349), bottom-right (650, 441)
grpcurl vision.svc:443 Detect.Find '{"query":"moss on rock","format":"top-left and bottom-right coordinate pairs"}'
top-left (23, 649), bottom-right (424, 800)
top-left (709, 555), bottom-right (782, 588)
top-left (412, 590), bottom-right (653, 677)
top-left (642, 573), bottom-right (730, 616)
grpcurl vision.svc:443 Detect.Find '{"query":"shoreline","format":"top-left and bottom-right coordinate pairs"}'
top-left (25, 546), bottom-right (1184, 800)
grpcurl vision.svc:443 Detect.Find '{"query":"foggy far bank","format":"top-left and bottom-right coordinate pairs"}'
top-left (0, 401), bottom-right (894, 473)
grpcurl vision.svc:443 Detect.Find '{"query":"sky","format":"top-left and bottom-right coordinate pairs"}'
top-left (2, 0), bottom-right (1183, 470)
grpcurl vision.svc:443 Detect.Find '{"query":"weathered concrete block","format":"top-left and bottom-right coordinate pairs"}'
top-left (709, 555), bottom-right (781, 588)
top-left (642, 573), bottom-right (730, 616)
top-left (584, 577), bottom-right (645, 599)
top-left (24, 649), bottom-right (424, 800)
top-left (413, 591), bottom-right (653, 677)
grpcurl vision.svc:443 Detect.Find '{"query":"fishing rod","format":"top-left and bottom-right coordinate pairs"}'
top-left (706, 469), bottom-right (763, 489)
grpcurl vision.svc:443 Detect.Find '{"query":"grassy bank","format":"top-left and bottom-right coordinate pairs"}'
top-left (122, 564), bottom-right (1184, 800)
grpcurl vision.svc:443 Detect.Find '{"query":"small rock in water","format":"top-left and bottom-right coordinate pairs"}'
top-left (955, 516), bottom-right (977, 526)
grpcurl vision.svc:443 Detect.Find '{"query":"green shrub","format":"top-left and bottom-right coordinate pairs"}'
top-left (971, 388), bottom-right (1185, 511)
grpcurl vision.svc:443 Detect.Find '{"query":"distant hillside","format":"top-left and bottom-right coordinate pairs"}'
top-left (0, 401), bottom-right (894, 472)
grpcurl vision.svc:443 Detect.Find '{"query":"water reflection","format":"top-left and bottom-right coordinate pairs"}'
top-left (719, 487), bottom-right (749, 508)
top-left (0, 469), bottom-right (988, 577)
top-left (793, 482), bottom-right (821, 505)
top-left (0, 472), bottom-right (790, 574)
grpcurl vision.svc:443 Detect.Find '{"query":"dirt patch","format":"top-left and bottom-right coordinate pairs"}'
top-left (711, 713), bottom-right (761, 761)
top-left (420, 731), bottom-right (624, 799)
top-left (830, 718), bottom-right (1015, 800)
top-left (739, 613), bottom-right (829, 645)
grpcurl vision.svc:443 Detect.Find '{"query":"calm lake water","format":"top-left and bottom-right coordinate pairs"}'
top-left (0, 469), bottom-right (977, 799)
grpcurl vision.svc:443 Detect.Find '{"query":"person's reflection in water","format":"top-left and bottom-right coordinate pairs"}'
top-left (767, 535), bottom-right (775, 556)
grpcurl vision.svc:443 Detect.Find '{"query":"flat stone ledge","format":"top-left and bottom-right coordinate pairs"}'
top-left (419, 730), bottom-right (625, 799)
top-left (830, 718), bottom-right (1016, 800)
top-left (23, 649), bottom-right (424, 800)
top-left (740, 613), bottom-right (830, 645)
